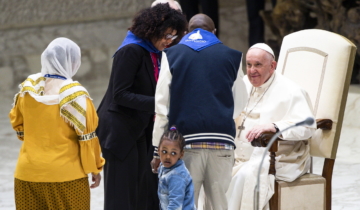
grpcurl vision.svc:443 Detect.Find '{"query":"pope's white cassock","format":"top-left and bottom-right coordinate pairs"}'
top-left (226, 71), bottom-right (317, 210)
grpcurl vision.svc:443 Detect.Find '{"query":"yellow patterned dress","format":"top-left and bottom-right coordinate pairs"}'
top-left (9, 74), bottom-right (105, 210)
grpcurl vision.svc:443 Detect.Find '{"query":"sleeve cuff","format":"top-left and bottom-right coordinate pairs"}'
top-left (78, 131), bottom-right (97, 141)
top-left (153, 146), bottom-right (160, 159)
top-left (16, 131), bottom-right (24, 138)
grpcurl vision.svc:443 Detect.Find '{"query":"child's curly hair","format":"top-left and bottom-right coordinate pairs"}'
top-left (158, 125), bottom-right (186, 152)
top-left (128, 3), bottom-right (187, 42)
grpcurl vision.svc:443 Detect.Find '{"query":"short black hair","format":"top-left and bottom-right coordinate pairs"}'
top-left (129, 3), bottom-right (187, 42)
top-left (158, 125), bottom-right (186, 152)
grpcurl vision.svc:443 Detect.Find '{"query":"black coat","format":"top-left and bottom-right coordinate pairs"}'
top-left (97, 44), bottom-right (156, 161)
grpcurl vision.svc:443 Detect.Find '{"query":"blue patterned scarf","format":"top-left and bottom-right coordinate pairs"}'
top-left (179, 28), bottom-right (222, 51)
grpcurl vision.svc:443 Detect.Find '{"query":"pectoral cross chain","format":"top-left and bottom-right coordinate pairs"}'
top-left (236, 75), bottom-right (276, 139)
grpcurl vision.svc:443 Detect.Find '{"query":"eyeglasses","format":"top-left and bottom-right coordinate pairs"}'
top-left (164, 34), bottom-right (178, 41)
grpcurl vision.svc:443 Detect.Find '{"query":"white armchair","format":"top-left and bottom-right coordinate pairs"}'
top-left (252, 29), bottom-right (357, 210)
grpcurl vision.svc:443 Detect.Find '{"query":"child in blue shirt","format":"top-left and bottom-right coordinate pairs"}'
top-left (157, 126), bottom-right (196, 210)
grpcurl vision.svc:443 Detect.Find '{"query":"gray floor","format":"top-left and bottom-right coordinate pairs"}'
top-left (1, 83), bottom-right (359, 209)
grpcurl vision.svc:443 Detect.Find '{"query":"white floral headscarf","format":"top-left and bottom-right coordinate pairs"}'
top-left (41, 37), bottom-right (81, 79)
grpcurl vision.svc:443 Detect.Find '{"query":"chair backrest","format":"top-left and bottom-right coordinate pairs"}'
top-left (276, 29), bottom-right (356, 159)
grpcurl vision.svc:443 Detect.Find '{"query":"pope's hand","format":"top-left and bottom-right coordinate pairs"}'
top-left (151, 158), bottom-right (161, 174)
top-left (246, 123), bottom-right (276, 142)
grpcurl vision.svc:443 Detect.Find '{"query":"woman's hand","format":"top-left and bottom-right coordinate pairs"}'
top-left (90, 173), bottom-right (101, 189)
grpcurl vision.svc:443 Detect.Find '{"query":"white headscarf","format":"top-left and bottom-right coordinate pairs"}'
top-left (14, 37), bottom-right (90, 133)
top-left (41, 37), bottom-right (81, 79)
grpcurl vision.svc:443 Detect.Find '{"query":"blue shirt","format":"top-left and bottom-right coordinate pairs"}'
top-left (158, 159), bottom-right (196, 210)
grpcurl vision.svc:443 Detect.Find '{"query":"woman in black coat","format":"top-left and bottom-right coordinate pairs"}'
top-left (96, 4), bottom-right (187, 210)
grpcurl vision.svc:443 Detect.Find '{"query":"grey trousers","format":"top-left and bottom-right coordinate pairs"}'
top-left (183, 149), bottom-right (234, 210)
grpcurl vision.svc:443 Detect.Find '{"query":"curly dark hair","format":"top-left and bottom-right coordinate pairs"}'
top-left (158, 125), bottom-right (186, 152)
top-left (129, 3), bottom-right (187, 42)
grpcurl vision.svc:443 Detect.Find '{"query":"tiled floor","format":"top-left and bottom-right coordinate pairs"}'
top-left (1, 85), bottom-right (359, 209)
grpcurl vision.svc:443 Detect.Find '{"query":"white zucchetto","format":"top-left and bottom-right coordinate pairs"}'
top-left (249, 43), bottom-right (275, 59)
top-left (151, 0), bottom-right (182, 12)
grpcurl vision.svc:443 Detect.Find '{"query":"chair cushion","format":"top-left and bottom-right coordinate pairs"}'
top-left (276, 173), bottom-right (326, 210)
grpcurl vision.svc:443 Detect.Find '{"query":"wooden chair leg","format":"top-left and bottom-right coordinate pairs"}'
top-left (269, 181), bottom-right (279, 210)
top-left (322, 158), bottom-right (335, 210)
top-left (269, 140), bottom-right (278, 209)
top-left (269, 151), bottom-right (277, 176)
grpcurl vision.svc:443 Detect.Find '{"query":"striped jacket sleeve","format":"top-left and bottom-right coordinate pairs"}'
top-left (153, 52), bottom-right (172, 153)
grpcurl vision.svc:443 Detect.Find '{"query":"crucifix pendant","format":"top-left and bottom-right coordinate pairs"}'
top-left (237, 120), bottom-right (245, 138)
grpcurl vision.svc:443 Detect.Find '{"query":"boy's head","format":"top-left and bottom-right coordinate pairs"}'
top-left (158, 126), bottom-right (185, 168)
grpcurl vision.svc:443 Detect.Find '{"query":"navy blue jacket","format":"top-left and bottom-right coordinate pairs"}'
top-left (162, 43), bottom-right (243, 146)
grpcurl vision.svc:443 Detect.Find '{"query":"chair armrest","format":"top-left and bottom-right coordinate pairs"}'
top-left (316, 119), bottom-right (333, 130)
top-left (251, 132), bottom-right (281, 147)
top-left (251, 118), bottom-right (333, 148)
top-left (249, 118), bottom-right (333, 176)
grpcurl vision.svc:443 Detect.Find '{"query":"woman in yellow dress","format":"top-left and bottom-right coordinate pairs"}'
top-left (9, 37), bottom-right (105, 210)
